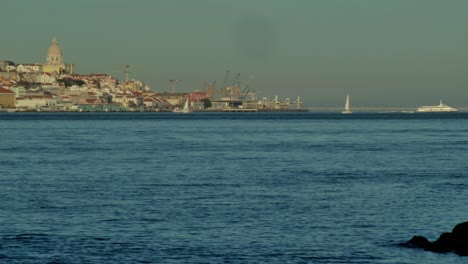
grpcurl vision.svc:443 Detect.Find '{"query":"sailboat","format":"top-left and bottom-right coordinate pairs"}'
top-left (173, 98), bottom-right (192, 113)
top-left (342, 94), bottom-right (352, 114)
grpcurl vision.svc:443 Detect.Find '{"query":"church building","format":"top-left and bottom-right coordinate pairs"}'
top-left (42, 37), bottom-right (74, 75)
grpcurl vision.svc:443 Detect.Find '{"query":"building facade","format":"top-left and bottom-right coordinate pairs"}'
top-left (15, 95), bottom-right (56, 109)
top-left (0, 87), bottom-right (15, 107)
top-left (16, 64), bottom-right (43, 73)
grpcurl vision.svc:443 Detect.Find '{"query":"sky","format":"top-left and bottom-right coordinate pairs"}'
top-left (2, 0), bottom-right (468, 108)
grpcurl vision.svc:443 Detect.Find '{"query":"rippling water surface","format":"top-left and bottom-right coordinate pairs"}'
top-left (1, 112), bottom-right (467, 263)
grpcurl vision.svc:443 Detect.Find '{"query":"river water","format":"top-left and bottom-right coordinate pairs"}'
top-left (1, 112), bottom-right (467, 263)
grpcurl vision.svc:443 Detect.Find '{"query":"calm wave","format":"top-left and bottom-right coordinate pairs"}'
top-left (1, 112), bottom-right (467, 263)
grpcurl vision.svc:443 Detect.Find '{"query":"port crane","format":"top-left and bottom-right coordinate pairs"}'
top-left (230, 73), bottom-right (240, 86)
top-left (220, 70), bottom-right (256, 101)
top-left (204, 80), bottom-right (216, 99)
top-left (221, 70), bottom-right (230, 97)
top-left (239, 75), bottom-right (254, 100)
top-left (227, 73), bottom-right (241, 99)
top-left (293, 96), bottom-right (303, 109)
top-left (222, 70), bottom-right (230, 89)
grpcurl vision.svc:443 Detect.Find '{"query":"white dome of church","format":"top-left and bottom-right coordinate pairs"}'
top-left (43, 36), bottom-right (74, 75)
top-left (48, 37), bottom-right (62, 54)
top-left (46, 37), bottom-right (64, 65)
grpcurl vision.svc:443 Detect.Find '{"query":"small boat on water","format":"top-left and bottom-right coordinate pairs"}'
top-left (416, 100), bottom-right (457, 113)
top-left (342, 94), bottom-right (352, 114)
top-left (173, 98), bottom-right (192, 113)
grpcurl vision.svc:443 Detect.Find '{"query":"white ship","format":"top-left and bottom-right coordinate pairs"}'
top-left (416, 100), bottom-right (458, 113)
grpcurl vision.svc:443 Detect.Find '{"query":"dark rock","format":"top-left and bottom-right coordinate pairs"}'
top-left (406, 221), bottom-right (468, 256)
top-left (407, 235), bottom-right (431, 249)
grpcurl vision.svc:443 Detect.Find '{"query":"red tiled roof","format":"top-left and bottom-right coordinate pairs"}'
top-left (0, 87), bottom-right (14, 94)
top-left (17, 95), bottom-right (54, 99)
top-left (152, 97), bottom-right (168, 103)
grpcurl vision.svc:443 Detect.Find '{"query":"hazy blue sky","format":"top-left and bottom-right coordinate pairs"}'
top-left (2, 0), bottom-right (468, 107)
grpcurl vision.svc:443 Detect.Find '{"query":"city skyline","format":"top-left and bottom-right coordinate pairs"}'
top-left (3, 0), bottom-right (468, 107)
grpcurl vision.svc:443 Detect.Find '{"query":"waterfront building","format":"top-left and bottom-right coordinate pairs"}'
top-left (42, 37), bottom-right (74, 75)
top-left (142, 97), bottom-right (170, 109)
top-left (77, 98), bottom-right (107, 105)
top-left (143, 97), bottom-right (156, 108)
top-left (188, 91), bottom-right (208, 103)
top-left (112, 94), bottom-right (138, 107)
top-left (0, 87), bottom-right (16, 107)
top-left (156, 92), bottom-right (188, 106)
top-left (77, 98), bottom-right (111, 111)
top-left (15, 95), bottom-right (56, 110)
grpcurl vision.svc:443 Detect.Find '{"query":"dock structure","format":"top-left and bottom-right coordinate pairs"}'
top-left (220, 108), bottom-right (258, 112)
top-left (209, 70), bottom-right (306, 112)
top-left (258, 108), bottom-right (308, 112)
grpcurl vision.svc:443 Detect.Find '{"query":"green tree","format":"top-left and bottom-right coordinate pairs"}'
top-left (203, 98), bottom-right (212, 109)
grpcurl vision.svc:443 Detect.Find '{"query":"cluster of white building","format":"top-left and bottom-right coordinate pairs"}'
top-left (0, 37), bottom-right (203, 111)
top-left (1, 37), bottom-right (304, 112)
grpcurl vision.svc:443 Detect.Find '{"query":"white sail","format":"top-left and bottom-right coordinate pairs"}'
top-left (182, 98), bottom-right (191, 113)
top-left (342, 94), bottom-right (352, 114)
top-left (173, 98), bottom-right (192, 113)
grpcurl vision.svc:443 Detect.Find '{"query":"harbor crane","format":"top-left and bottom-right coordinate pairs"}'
top-left (239, 75), bottom-right (254, 100)
top-left (227, 73), bottom-right (241, 99)
top-left (222, 70), bottom-right (230, 89)
top-left (204, 80), bottom-right (216, 99)
top-left (229, 73), bottom-right (240, 87)
top-left (222, 70), bottom-right (230, 97)
top-left (293, 96), bottom-right (303, 109)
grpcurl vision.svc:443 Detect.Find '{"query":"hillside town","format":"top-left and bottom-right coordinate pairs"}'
top-left (0, 37), bottom-right (304, 112)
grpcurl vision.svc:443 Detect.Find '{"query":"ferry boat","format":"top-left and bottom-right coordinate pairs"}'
top-left (416, 100), bottom-right (458, 113)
